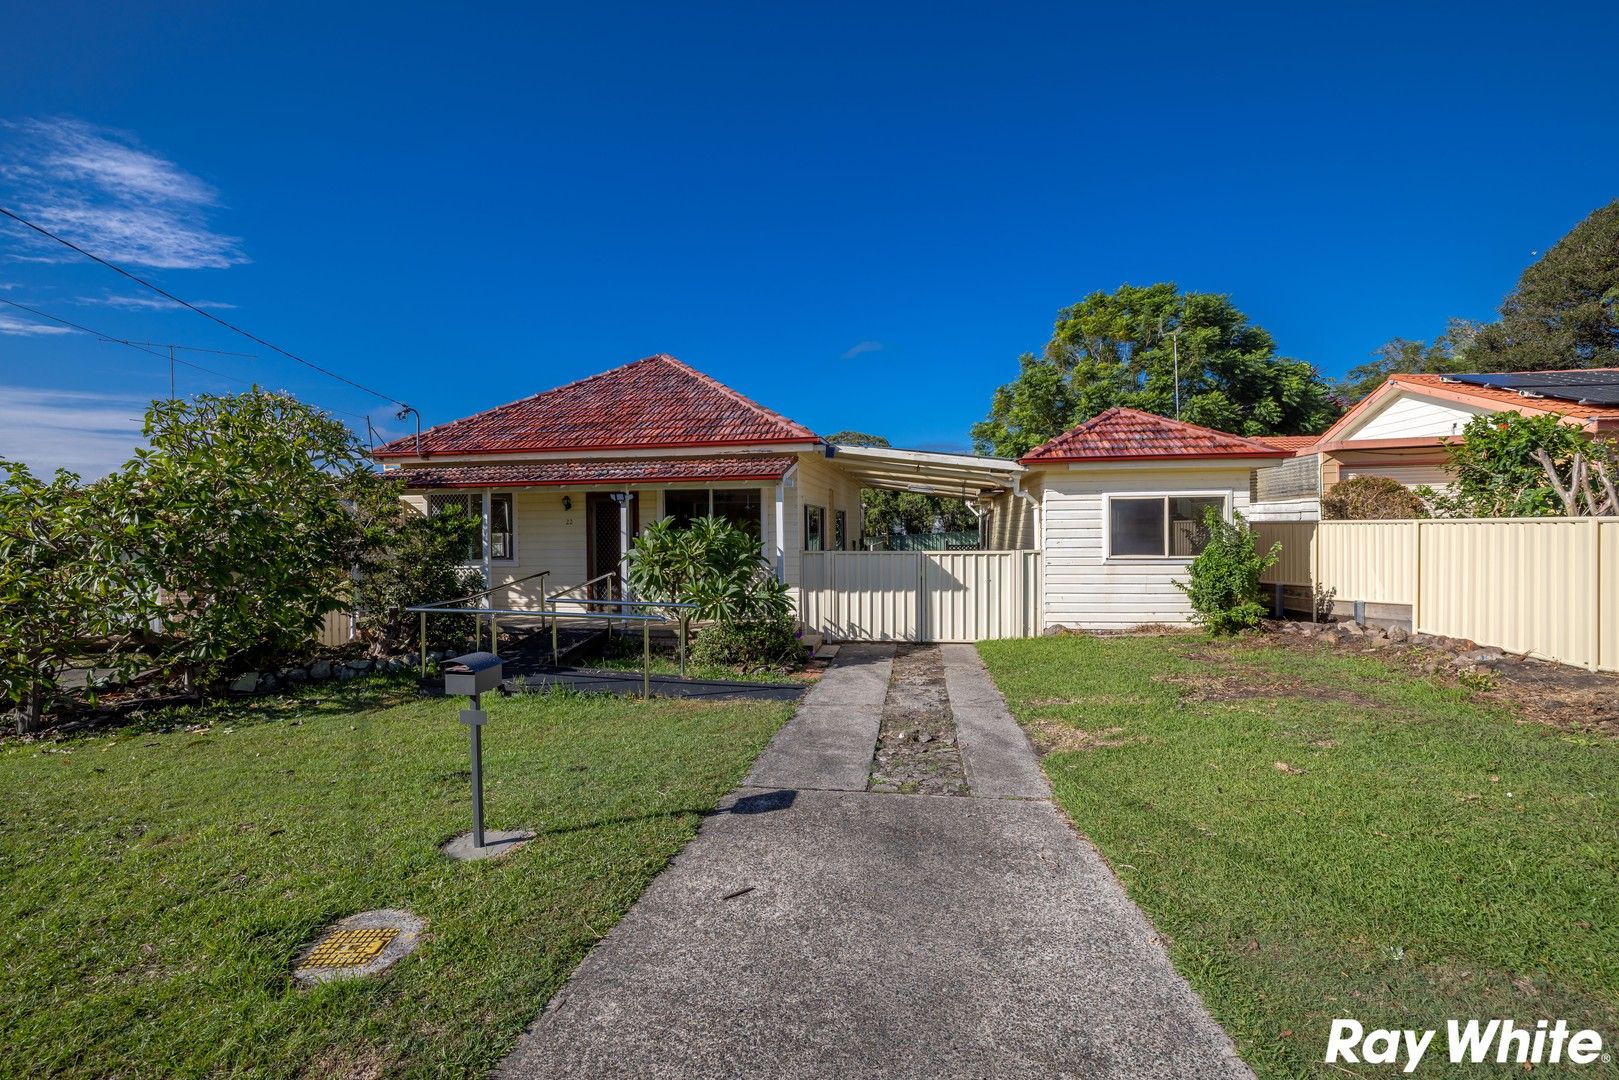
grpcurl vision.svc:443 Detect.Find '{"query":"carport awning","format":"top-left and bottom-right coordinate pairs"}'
top-left (827, 444), bottom-right (1024, 497)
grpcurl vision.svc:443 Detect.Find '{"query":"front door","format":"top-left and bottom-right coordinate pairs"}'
top-left (585, 493), bottom-right (638, 600)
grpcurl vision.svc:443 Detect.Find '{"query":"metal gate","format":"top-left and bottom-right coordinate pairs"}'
top-left (799, 550), bottom-right (1042, 643)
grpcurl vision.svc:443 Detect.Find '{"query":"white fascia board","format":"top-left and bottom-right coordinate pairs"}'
top-left (1057, 457), bottom-right (1279, 472)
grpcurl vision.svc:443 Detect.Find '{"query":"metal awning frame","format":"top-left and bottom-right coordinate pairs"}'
top-left (826, 443), bottom-right (1024, 499)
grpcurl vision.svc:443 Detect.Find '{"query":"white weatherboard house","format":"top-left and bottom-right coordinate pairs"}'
top-left (1007, 408), bottom-right (1299, 630)
top-left (374, 355), bottom-right (1315, 640)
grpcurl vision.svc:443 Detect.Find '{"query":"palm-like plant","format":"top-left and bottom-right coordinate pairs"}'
top-left (626, 517), bottom-right (791, 648)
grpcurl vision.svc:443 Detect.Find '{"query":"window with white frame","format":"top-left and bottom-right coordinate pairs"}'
top-left (1107, 495), bottom-right (1224, 558)
top-left (426, 492), bottom-right (514, 561)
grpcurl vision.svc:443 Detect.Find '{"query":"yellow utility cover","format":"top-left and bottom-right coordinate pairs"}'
top-left (303, 927), bottom-right (399, 968)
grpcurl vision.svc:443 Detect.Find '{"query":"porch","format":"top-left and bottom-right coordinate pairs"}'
top-left (393, 450), bottom-right (859, 609)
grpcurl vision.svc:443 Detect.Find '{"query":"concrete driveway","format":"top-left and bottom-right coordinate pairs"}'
top-left (498, 644), bottom-right (1253, 1079)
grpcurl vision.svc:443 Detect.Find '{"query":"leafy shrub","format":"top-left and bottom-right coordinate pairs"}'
top-left (0, 462), bottom-right (151, 732)
top-left (100, 391), bottom-right (387, 688)
top-left (689, 617), bottom-right (804, 671)
top-left (1428, 411), bottom-right (1617, 518)
top-left (1176, 508), bottom-right (1279, 634)
top-left (353, 491), bottom-right (482, 653)
top-left (1321, 475), bottom-right (1426, 520)
top-left (627, 516), bottom-right (791, 641)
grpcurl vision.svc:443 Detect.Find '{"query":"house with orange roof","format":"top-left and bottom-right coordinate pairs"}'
top-left (373, 355), bottom-right (1025, 617)
top-left (1313, 369), bottom-right (1619, 493)
top-left (1008, 408), bottom-right (1296, 629)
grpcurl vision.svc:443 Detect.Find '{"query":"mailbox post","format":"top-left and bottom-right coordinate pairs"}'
top-left (443, 651), bottom-right (504, 850)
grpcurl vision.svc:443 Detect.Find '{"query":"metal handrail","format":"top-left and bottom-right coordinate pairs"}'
top-left (407, 604), bottom-right (666, 621)
top-left (544, 569), bottom-right (617, 603)
top-left (416, 568), bottom-right (551, 611)
top-left (405, 601), bottom-right (685, 700)
top-left (548, 597), bottom-right (697, 610)
top-left (410, 569), bottom-right (552, 666)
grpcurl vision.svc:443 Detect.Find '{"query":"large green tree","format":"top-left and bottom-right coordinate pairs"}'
top-left (1338, 318), bottom-right (1481, 402)
top-left (970, 283), bottom-right (1339, 457)
top-left (824, 431), bottom-right (978, 545)
top-left (1468, 199), bottom-right (1619, 371)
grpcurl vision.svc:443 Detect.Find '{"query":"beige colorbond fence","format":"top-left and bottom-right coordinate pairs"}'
top-left (316, 609), bottom-right (354, 648)
top-left (800, 550), bottom-right (1042, 643)
top-left (1256, 518), bottom-right (1617, 673)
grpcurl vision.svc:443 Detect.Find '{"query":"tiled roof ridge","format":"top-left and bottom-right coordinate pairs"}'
top-left (374, 354), bottom-right (818, 457)
top-left (1020, 406), bottom-right (1289, 462)
top-left (647, 354), bottom-right (818, 440)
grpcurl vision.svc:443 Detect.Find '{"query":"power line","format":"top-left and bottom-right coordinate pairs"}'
top-left (2, 296), bottom-right (256, 394)
top-left (0, 297), bottom-right (372, 422)
top-left (107, 340), bottom-right (255, 399)
top-left (0, 205), bottom-right (413, 411)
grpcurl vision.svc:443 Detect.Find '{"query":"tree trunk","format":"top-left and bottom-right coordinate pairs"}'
top-left (16, 692), bottom-right (44, 735)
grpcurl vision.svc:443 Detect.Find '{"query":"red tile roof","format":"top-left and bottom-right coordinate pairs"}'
top-left (391, 455), bottom-right (796, 489)
top-left (374, 355), bottom-right (818, 459)
top-left (1019, 407), bottom-right (1292, 464)
top-left (1250, 434), bottom-right (1320, 453)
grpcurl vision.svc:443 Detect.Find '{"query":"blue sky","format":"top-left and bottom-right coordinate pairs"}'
top-left (2, 1), bottom-right (1616, 475)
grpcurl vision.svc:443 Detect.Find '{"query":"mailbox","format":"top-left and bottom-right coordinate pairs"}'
top-left (443, 651), bottom-right (504, 697)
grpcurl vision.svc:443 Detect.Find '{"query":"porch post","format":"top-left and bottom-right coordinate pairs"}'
top-left (759, 485), bottom-right (770, 568)
top-left (481, 490), bottom-right (493, 599)
top-left (619, 489), bottom-right (632, 597)
top-left (773, 482), bottom-right (786, 582)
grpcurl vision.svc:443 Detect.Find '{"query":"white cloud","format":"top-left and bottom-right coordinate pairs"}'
top-left (75, 293), bottom-right (238, 311)
top-left (1, 118), bottom-right (247, 270)
top-left (841, 340), bottom-right (884, 359)
top-left (0, 386), bottom-right (148, 478)
top-left (0, 315), bottom-right (73, 336)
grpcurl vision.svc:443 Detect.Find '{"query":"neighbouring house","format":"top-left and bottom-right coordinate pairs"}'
top-left (1314, 369), bottom-right (1619, 494)
top-left (1011, 408), bottom-right (1295, 629)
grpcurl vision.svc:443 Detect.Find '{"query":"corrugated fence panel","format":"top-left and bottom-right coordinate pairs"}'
top-left (924, 551), bottom-right (1026, 642)
top-left (1602, 521), bottom-right (1618, 674)
top-left (829, 551), bottom-right (924, 642)
top-left (317, 609), bottom-right (354, 647)
top-left (1254, 522), bottom-right (1315, 586)
top-left (799, 550), bottom-right (1043, 642)
top-left (1319, 521), bottom-right (1418, 604)
top-left (1023, 550), bottom-right (1044, 637)
top-left (799, 551), bottom-right (831, 631)
top-left (1417, 519), bottom-right (1603, 671)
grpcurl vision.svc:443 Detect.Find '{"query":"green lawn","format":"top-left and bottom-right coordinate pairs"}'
top-left (0, 679), bottom-right (790, 1078)
top-left (978, 634), bottom-right (1619, 1079)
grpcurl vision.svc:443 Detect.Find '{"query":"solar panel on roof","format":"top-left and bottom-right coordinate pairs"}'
top-left (1444, 371), bottom-right (1619, 406)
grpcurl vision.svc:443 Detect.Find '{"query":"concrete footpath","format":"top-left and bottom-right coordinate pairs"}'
top-left (497, 643), bottom-right (1253, 1080)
